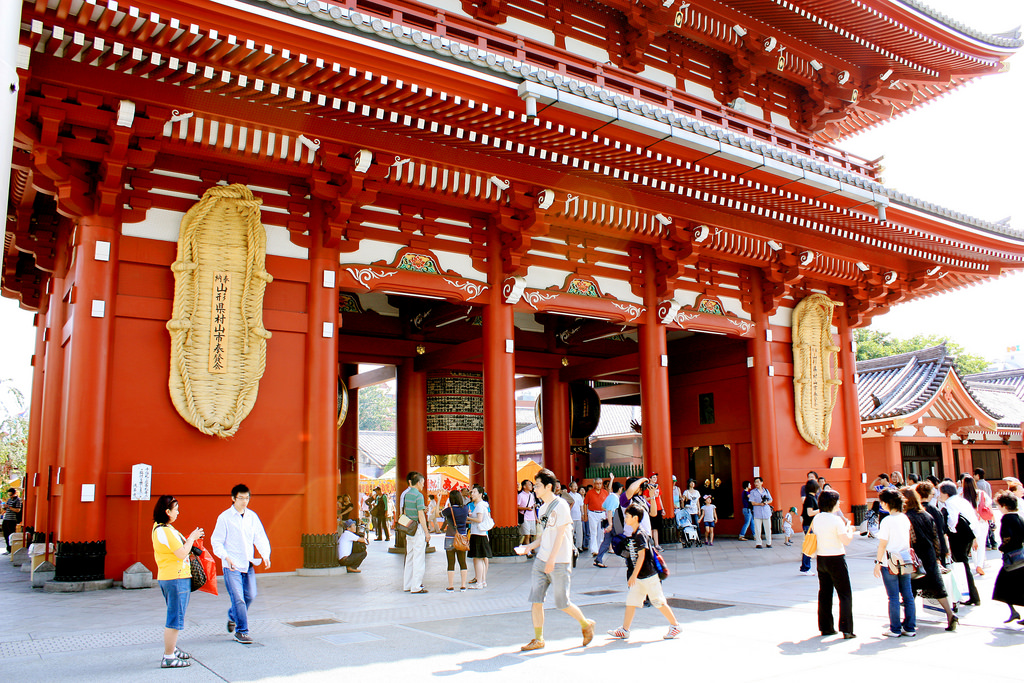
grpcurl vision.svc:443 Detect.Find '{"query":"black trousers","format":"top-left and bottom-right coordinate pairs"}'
top-left (373, 513), bottom-right (389, 540)
top-left (2, 520), bottom-right (17, 552)
top-left (338, 545), bottom-right (367, 569)
top-left (817, 554), bottom-right (854, 635)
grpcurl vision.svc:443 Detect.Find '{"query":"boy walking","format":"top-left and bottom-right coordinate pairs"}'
top-left (516, 468), bottom-right (595, 651)
top-left (607, 503), bottom-right (682, 640)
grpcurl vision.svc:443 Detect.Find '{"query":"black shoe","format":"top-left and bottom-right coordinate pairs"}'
top-left (946, 616), bottom-right (959, 631)
top-left (820, 630), bottom-right (838, 636)
top-left (843, 633), bottom-right (857, 640)
top-left (227, 620), bottom-right (235, 633)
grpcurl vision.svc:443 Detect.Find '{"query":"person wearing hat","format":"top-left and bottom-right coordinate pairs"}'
top-left (337, 519), bottom-right (368, 573)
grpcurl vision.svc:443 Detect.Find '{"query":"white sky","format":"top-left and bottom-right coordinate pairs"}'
top-left (2, 0), bottom-right (1023, 407)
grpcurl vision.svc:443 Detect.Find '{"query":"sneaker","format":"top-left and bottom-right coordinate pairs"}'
top-left (607, 627), bottom-right (630, 640)
top-left (883, 630), bottom-right (901, 638)
top-left (799, 570), bottom-right (816, 577)
top-left (582, 619), bottom-right (596, 646)
top-left (901, 630), bottom-right (917, 637)
top-left (234, 631), bottom-right (254, 644)
top-left (520, 638), bottom-right (545, 651)
top-left (754, 545), bottom-right (762, 549)
top-left (664, 624), bottom-right (682, 639)
top-left (227, 620), bottom-right (235, 633)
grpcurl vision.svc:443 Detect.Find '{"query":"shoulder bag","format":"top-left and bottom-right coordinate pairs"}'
top-left (977, 493), bottom-right (994, 522)
top-left (1003, 547), bottom-right (1024, 572)
top-left (802, 518), bottom-right (818, 558)
top-left (478, 503), bottom-right (495, 532)
top-left (397, 513), bottom-right (419, 536)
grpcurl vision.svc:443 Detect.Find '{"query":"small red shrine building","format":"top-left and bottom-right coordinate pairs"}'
top-left (858, 347), bottom-right (1024, 490)
top-left (3, 0), bottom-right (1024, 577)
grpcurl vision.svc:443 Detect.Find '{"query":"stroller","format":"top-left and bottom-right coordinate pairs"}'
top-left (678, 514), bottom-right (702, 548)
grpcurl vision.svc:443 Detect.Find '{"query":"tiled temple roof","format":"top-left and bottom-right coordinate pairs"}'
top-left (900, 1), bottom-right (1024, 48)
top-left (856, 345), bottom-right (1024, 430)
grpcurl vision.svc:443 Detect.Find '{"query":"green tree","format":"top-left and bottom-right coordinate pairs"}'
top-left (357, 383), bottom-right (396, 432)
top-left (0, 380), bottom-right (29, 486)
top-left (855, 330), bottom-right (990, 376)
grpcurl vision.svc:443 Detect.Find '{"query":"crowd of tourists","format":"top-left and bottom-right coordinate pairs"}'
top-left (145, 468), bottom-right (1023, 667)
top-left (805, 469), bottom-right (1024, 640)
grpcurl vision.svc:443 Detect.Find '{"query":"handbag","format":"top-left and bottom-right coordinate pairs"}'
top-left (802, 518), bottom-right (817, 557)
top-left (1003, 547), bottom-right (1024, 572)
top-left (445, 508), bottom-right (470, 552)
top-left (194, 539), bottom-right (218, 595)
top-left (977, 494), bottom-right (994, 522)
top-left (909, 548), bottom-right (927, 580)
top-left (887, 549), bottom-right (914, 576)
top-left (188, 546), bottom-right (207, 592)
top-left (397, 514), bottom-right (419, 536)
top-left (478, 503), bottom-right (495, 532)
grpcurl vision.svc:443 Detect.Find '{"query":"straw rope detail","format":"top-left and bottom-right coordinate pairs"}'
top-left (167, 185), bottom-right (273, 437)
top-left (792, 293), bottom-right (842, 451)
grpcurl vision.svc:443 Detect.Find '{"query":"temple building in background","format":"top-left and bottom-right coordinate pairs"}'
top-left (2, 0), bottom-right (1023, 580)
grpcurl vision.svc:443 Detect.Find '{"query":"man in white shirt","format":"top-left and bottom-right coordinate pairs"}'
top-left (211, 484), bottom-right (272, 644)
top-left (337, 520), bottom-right (367, 573)
top-left (568, 481), bottom-right (585, 551)
top-left (515, 468), bottom-right (595, 652)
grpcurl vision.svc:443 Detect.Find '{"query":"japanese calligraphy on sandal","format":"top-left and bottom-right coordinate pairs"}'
top-left (167, 185), bottom-right (273, 437)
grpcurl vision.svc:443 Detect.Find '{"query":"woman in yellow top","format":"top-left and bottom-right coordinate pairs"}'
top-left (152, 494), bottom-right (204, 669)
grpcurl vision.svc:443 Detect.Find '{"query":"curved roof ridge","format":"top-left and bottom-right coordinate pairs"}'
top-left (897, 0), bottom-right (1024, 48)
top-left (856, 343), bottom-right (947, 371)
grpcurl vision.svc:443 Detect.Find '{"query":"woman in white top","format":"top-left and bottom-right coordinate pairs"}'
top-left (466, 484), bottom-right (493, 588)
top-left (811, 490), bottom-right (856, 639)
top-left (960, 476), bottom-right (990, 576)
top-left (873, 489), bottom-right (916, 637)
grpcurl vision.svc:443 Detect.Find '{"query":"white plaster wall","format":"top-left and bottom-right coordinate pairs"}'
top-left (896, 425), bottom-right (917, 437)
top-left (565, 37), bottom-right (609, 64)
top-left (771, 111), bottom-right (793, 130)
top-left (122, 208), bottom-right (308, 259)
top-left (769, 306), bottom-right (793, 328)
top-left (718, 294), bottom-right (746, 317)
top-left (503, 17), bottom-right (556, 45)
top-left (669, 288), bottom-right (699, 308)
top-left (592, 275), bottom-right (642, 305)
top-left (921, 425), bottom-right (944, 437)
top-left (524, 265), bottom-right (573, 291)
top-left (740, 102), bottom-right (764, 120)
top-left (433, 249), bottom-right (487, 281)
top-left (684, 80), bottom-right (718, 105)
top-left (421, 0), bottom-right (472, 19)
top-left (639, 66), bottom-right (677, 89)
top-left (337, 240), bottom-right (401, 267)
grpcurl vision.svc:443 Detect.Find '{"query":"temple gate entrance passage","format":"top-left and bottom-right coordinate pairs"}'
top-left (689, 445), bottom-right (734, 520)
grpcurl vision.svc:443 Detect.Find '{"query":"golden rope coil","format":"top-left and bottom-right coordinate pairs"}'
top-left (792, 293), bottom-right (842, 451)
top-left (166, 184), bottom-right (273, 437)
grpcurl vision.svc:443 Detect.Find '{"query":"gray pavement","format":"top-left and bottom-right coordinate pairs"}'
top-left (1, 534), bottom-right (1021, 681)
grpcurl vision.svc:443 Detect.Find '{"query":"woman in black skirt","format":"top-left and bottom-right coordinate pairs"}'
top-left (467, 483), bottom-right (493, 588)
top-left (904, 487), bottom-right (957, 631)
top-left (992, 491), bottom-right (1024, 623)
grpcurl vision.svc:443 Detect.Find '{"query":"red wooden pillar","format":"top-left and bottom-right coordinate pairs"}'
top-left (639, 247), bottom-right (673, 510)
top-left (482, 236), bottom-right (517, 527)
top-left (58, 215), bottom-right (118, 542)
top-left (541, 370), bottom-right (571, 481)
top-left (748, 270), bottom-right (781, 493)
top-left (338, 364), bottom-right (360, 518)
top-left (837, 306), bottom-right (866, 506)
top-left (23, 307), bottom-right (48, 530)
top-left (305, 222), bottom-right (340, 534)
top-left (882, 429), bottom-right (902, 481)
top-left (35, 258), bottom-right (67, 538)
top-left (396, 358), bottom-right (426, 508)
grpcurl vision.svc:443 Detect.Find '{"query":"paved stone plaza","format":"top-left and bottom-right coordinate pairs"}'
top-left (1, 536), bottom-right (1021, 681)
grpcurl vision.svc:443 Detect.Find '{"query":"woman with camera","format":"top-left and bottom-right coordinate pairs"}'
top-left (152, 494), bottom-right (204, 669)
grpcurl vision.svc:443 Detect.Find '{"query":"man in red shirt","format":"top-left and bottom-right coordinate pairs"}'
top-left (583, 479), bottom-right (609, 556)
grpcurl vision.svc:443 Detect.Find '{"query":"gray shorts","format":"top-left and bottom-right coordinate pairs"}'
top-left (519, 520), bottom-right (537, 536)
top-left (528, 560), bottom-right (571, 609)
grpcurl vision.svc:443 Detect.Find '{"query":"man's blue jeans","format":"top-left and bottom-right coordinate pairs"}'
top-left (594, 528), bottom-right (613, 564)
top-left (739, 508), bottom-right (753, 538)
top-left (224, 564), bottom-right (258, 634)
top-left (880, 567), bottom-right (916, 634)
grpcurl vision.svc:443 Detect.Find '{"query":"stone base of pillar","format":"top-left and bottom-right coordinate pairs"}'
top-left (43, 579), bottom-right (114, 592)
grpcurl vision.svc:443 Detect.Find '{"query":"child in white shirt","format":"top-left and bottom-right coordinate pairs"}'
top-left (783, 506), bottom-right (796, 546)
top-left (700, 496), bottom-right (718, 546)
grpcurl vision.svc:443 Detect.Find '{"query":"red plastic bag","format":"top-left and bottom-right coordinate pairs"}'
top-left (193, 539), bottom-right (219, 595)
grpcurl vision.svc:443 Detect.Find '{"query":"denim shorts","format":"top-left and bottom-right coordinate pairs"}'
top-left (528, 560), bottom-right (571, 609)
top-left (159, 578), bottom-right (191, 630)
